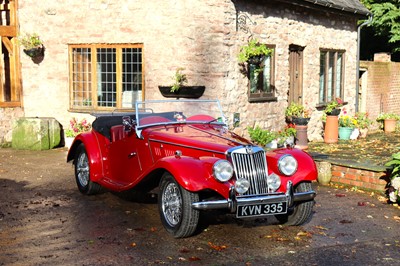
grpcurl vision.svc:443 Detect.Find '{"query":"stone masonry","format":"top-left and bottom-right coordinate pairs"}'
top-left (0, 0), bottom-right (364, 145)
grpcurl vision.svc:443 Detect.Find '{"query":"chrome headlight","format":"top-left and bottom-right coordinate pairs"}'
top-left (213, 160), bottom-right (233, 182)
top-left (278, 155), bottom-right (298, 176)
top-left (267, 173), bottom-right (281, 191)
top-left (235, 178), bottom-right (250, 194)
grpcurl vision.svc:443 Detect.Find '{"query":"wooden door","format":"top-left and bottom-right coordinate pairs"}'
top-left (288, 45), bottom-right (304, 104)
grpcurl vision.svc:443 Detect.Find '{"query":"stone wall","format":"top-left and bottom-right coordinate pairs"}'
top-left (0, 108), bottom-right (24, 146)
top-left (6, 0), bottom-right (361, 143)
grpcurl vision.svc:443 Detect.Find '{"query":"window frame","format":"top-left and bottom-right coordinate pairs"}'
top-left (319, 49), bottom-right (345, 105)
top-left (248, 44), bottom-right (276, 103)
top-left (68, 43), bottom-right (144, 112)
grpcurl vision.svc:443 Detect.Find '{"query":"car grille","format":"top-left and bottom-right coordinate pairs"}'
top-left (229, 146), bottom-right (269, 195)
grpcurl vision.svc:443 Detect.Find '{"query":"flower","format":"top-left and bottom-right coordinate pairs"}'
top-left (354, 112), bottom-right (372, 129)
top-left (339, 115), bottom-right (356, 128)
top-left (324, 98), bottom-right (344, 115)
top-left (65, 117), bottom-right (92, 137)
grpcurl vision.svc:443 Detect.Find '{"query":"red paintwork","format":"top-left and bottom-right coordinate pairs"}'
top-left (67, 120), bottom-right (317, 198)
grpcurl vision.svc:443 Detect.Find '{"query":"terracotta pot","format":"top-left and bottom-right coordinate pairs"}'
top-left (295, 125), bottom-right (308, 149)
top-left (359, 128), bottom-right (368, 138)
top-left (324, 115), bottom-right (339, 143)
top-left (384, 119), bottom-right (397, 133)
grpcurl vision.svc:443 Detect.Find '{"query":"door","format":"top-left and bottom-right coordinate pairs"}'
top-left (288, 45), bottom-right (304, 103)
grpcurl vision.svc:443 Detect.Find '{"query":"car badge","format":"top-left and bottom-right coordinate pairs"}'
top-left (245, 146), bottom-right (254, 154)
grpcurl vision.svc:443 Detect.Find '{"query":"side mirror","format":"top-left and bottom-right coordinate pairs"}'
top-left (122, 116), bottom-right (133, 132)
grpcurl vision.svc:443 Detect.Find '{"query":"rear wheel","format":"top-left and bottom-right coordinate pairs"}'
top-left (276, 182), bottom-right (314, 225)
top-left (74, 144), bottom-right (102, 195)
top-left (158, 173), bottom-right (199, 238)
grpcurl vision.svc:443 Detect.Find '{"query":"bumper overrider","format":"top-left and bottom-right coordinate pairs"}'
top-left (191, 181), bottom-right (316, 214)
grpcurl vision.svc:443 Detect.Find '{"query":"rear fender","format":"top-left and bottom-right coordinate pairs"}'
top-left (67, 132), bottom-right (105, 182)
top-left (156, 156), bottom-right (229, 195)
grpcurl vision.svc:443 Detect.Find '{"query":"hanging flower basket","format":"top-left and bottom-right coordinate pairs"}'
top-left (23, 46), bottom-right (44, 58)
top-left (158, 86), bottom-right (205, 99)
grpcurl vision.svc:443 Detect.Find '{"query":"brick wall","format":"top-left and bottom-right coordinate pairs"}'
top-left (0, 1), bottom-right (362, 145)
top-left (360, 59), bottom-right (400, 122)
top-left (330, 164), bottom-right (387, 191)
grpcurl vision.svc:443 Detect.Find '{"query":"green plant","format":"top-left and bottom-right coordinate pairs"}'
top-left (285, 102), bottom-right (305, 117)
top-left (65, 117), bottom-right (91, 137)
top-left (18, 33), bottom-right (43, 49)
top-left (237, 39), bottom-right (272, 63)
top-left (248, 126), bottom-right (278, 146)
top-left (170, 67), bottom-right (188, 92)
top-left (339, 115), bottom-right (357, 128)
top-left (354, 112), bottom-right (372, 129)
top-left (324, 98), bottom-right (344, 114)
top-left (385, 152), bottom-right (400, 203)
top-left (376, 113), bottom-right (400, 122)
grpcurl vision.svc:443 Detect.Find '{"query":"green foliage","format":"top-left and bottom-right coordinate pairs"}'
top-left (339, 115), bottom-right (357, 128)
top-left (18, 33), bottom-right (43, 49)
top-left (324, 98), bottom-right (344, 114)
top-left (248, 126), bottom-right (278, 146)
top-left (285, 102), bottom-right (305, 117)
top-left (385, 152), bottom-right (400, 179)
top-left (361, 0), bottom-right (400, 51)
top-left (170, 68), bottom-right (188, 92)
top-left (376, 112), bottom-right (400, 121)
top-left (237, 39), bottom-right (272, 63)
top-left (354, 112), bottom-right (372, 129)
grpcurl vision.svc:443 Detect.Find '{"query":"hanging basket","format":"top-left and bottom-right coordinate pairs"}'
top-left (23, 46), bottom-right (44, 58)
top-left (158, 86), bottom-right (205, 99)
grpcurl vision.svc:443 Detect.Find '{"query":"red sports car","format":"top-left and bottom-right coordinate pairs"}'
top-left (67, 99), bottom-right (317, 238)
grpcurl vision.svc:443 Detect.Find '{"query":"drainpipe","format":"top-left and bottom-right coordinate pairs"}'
top-left (355, 14), bottom-right (373, 112)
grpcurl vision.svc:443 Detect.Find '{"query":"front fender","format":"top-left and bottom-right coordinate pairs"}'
top-left (67, 132), bottom-right (105, 182)
top-left (156, 156), bottom-right (229, 196)
top-left (267, 148), bottom-right (318, 189)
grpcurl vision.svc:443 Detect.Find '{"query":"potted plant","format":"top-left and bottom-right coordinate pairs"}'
top-left (385, 152), bottom-right (400, 204)
top-left (158, 68), bottom-right (205, 98)
top-left (324, 98), bottom-right (344, 116)
top-left (238, 39), bottom-right (272, 65)
top-left (376, 113), bottom-right (400, 133)
top-left (285, 102), bottom-right (311, 125)
top-left (64, 117), bottom-right (92, 149)
top-left (354, 112), bottom-right (372, 138)
top-left (338, 114), bottom-right (356, 140)
top-left (19, 33), bottom-right (44, 58)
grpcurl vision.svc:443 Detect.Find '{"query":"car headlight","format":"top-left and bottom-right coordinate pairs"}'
top-left (267, 173), bottom-right (281, 191)
top-left (235, 178), bottom-right (250, 194)
top-left (278, 155), bottom-right (298, 176)
top-left (213, 160), bottom-right (233, 182)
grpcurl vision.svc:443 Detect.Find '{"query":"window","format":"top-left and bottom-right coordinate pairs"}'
top-left (69, 44), bottom-right (143, 111)
top-left (319, 50), bottom-right (344, 104)
top-left (248, 46), bottom-right (276, 102)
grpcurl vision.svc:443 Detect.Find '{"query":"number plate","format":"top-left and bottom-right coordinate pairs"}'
top-left (236, 202), bottom-right (287, 218)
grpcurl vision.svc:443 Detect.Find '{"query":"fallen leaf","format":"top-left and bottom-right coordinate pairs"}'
top-left (188, 257), bottom-right (201, 261)
top-left (357, 202), bottom-right (366, 206)
top-left (179, 248), bottom-right (190, 253)
top-left (394, 216), bottom-right (400, 220)
top-left (335, 193), bottom-right (346, 197)
top-left (314, 225), bottom-right (329, 230)
top-left (130, 242), bottom-right (137, 247)
top-left (208, 242), bottom-right (227, 251)
top-left (339, 219), bottom-right (353, 224)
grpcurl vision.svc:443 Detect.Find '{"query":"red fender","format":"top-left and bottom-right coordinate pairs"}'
top-left (67, 132), bottom-right (106, 182)
top-left (155, 156), bottom-right (230, 197)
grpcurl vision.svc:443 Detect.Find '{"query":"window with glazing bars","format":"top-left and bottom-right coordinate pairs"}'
top-left (319, 50), bottom-right (345, 104)
top-left (69, 44), bottom-right (143, 110)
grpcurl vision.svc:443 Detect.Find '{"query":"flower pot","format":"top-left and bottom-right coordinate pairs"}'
top-left (295, 125), bottom-right (308, 149)
top-left (326, 108), bottom-right (341, 116)
top-left (292, 117), bottom-right (310, 126)
top-left (359, 128), bottom-right (368, 138)
top-left (384, 119), bottom-right (397, 133)
top-left (338, 127), bottom-right (353, 140)
top-left (158, 86), bottom-right (205, 99)
top-left (324, 115), bottom-right (339, 143)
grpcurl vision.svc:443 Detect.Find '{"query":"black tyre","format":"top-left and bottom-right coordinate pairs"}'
top-left (158, 173), bottom-right (199, 238)
top-left (74, 144), bottom-right (102, 195)
top-left (276, 182), bottom-right (314, 225)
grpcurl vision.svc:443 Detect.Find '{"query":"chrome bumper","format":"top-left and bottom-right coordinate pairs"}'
top-left (191, 181), bottom-right (316, 212)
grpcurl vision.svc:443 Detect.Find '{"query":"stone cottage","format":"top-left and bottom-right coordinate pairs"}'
top-left (0, 0), bottom-right (370, 146)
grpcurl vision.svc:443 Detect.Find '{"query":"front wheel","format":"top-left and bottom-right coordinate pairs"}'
top-left (74, 144), bottom-right (102, 195)
top-left (158, 173), bottom-right (199, 238)
top-left (275, 182), bottom-right (314, 225)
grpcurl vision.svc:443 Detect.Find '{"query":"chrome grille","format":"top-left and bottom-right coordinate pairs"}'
top-left (229, 146), bottom-right (269, 195)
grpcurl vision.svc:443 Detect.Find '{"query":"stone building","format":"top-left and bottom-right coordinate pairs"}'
top-left (0, 0), bottom-right (370, 145)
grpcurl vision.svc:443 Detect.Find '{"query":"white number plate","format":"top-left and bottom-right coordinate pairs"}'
top-left (237, 202), bottom-right (287, 218)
